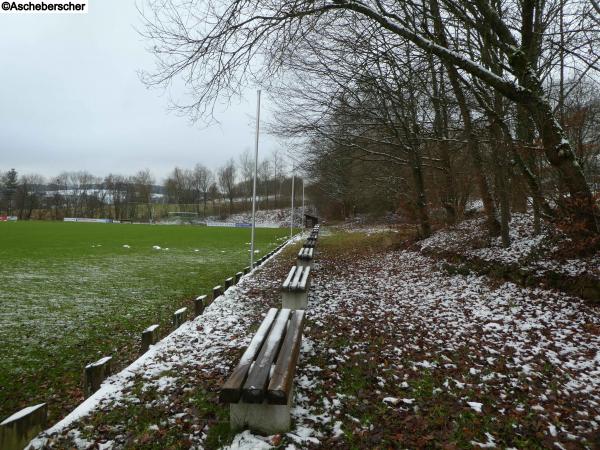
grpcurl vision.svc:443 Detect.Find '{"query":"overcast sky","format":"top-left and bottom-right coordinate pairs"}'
top-left (0, 0), bottom-right (281, 182)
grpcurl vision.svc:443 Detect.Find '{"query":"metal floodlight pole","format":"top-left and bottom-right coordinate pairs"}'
top-left (290, 169), bottom-right (295, 238)
top-left (250, 90), bottom-right (261, 268)
top-left (302, 178), bottom-right (305, 229)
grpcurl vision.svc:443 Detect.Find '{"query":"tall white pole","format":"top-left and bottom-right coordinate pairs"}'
top-left (250, 90), bottom-right (261, 268)
top-left (301, 179), bottom-right (305, 229)
top-left (290, 170), bottom-right (295, 238)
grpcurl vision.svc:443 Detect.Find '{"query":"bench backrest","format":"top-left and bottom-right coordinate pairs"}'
top-left (220, 308), bottom-right (305, 405)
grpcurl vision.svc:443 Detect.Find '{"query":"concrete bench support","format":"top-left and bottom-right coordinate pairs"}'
top-left (296, 259), bottom-right (313, 269)
top-left (84, 356), bottom-right (112, 397)
top-left (296, 247), bottom-right (314, 269)
top-left (282, 291), bottom-right (308, 310)
top-left (0, 403), bottom-right (47, 450)
top-left (194, 295), bottom-right (208, 317)
top-left (230, 387), bottom-right (293, 435)
top-left (173, 307), bottom-right (187, 329)
top-left (141, 324), bottom-right (160, 353)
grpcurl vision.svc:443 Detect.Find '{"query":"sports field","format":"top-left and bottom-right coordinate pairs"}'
top-left (0, 221), bottom-right (289, 423)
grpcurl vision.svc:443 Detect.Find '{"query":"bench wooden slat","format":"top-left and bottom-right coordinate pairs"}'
top-left (290, 266), bottom-right (303, 290)
top-left (282, 267), bottom-right (296, 290)
top-left (297, 248), bottom-right (314, 260)
top-left (298, 267), bottom-right (311, 290)
top-left (220, 308), bottom-right (279, 403)
top-left (267, 310), bottom-right (305, 404)
top-left (242, 309), bottom-right (291, 403)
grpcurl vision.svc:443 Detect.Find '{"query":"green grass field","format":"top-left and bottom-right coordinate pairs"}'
top-left (0, 221), bottom-right (289, 423)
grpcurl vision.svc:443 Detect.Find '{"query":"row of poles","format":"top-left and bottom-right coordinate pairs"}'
top-left (250, 90), bottom-right (304, 268)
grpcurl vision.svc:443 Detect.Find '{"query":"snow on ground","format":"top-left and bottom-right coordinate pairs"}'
top-left (335, 223), bottom-right (403, 236)
top-left (282, 248), bottom-right (600, 447)
top-left (206, 208), bottom-right (306, 228)
top-left (158, 207), bottom-right (308, 227)
top-left (160, 207), bottom-right (318, 228)
top-left (420, 212), bottom-right (600, 279)
top-left (28, 228), bottom-right (600, 448)
top-left (27, 243), bottom-right (294, 449)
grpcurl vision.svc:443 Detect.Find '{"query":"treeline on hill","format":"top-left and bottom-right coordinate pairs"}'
top-left (0, 149), bottom-right (300, 221)
top-left (142, 0), bottom-right (600, 249)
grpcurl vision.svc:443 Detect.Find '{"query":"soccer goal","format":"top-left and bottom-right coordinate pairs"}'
top-left (167, 211), bottom-right (202, 224)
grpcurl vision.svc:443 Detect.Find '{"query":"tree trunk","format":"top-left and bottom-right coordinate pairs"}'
top-left (430, 62), bottom-right (457, 225)
top-left (490, 120), bottom-right (511, 247)
top-left (448, 71), bottom-right (501, 237)
top-left (516, 106), bottom-right (545, 234)
top-left (408, 143), bottom-right (432, 238)
top-left (508, 43), bottom-right (598, 232)
top-left (429, 0), bottom-right (501, 237)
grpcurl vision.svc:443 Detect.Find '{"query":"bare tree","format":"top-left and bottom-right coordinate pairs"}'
top-left (132, 169), bottom-right (155, 221)
top-left (192, 164), bottom-right (214, 217)
top-left (238, 148), bottom-right (254, 204)
top-left (271, 149), bottom-right (286, 205)
top-left (164, 167), bottom-right (193, 205)
top-left (208, 181), bottom-right (220, 215)
top-left (259, 158), bottom-right (272, 208)
top-left (15, 174), bottom-right (45, 219)
top-left (218, 158), bottom-right (237, 215)
top-left (141, 0), bottom-right (600, 232)
top-left (104, 174), bottom-right (128, 220)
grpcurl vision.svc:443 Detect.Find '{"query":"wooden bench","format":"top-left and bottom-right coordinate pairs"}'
top-left (281, 266), bottom-right (311, 309)
top-left (303, 237), bottom-right (317, 249)
top-left (297, 247), bottom-right (314, 269)
top-left (220, 308), bottom-right (305, 434)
